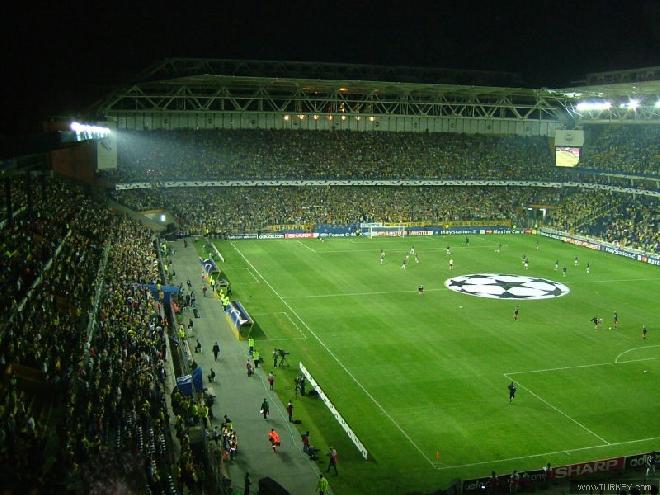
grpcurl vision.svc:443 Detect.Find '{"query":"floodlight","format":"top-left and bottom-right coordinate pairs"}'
top-left (655, 101), bottom-right (660, 109)
top-left (160, 214), bottom-right (166, 222)
top-left (70, 121), bottom-right (111, 136)
top-left (619, 99), bottom-right (640, 110)
top-left (575, 101), bottom-right (611, 112)
top-left (283, 115), bottom-right (290, 121)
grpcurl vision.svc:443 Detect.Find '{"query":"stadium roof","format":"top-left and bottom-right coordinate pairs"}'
top-left (134, 57), bottom-right (525, 88)
top-left (91, 58), bottom-right (660, 124)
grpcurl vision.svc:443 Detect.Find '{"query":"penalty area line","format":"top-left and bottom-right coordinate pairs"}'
top-left (615, 344), bottom-right (660, 364)
top-left (229, 241), bottom-right (441, 468)
top-left (503, 373), bottom-right (609, 445)
top-left (296, 240), bottom-right (317, 253)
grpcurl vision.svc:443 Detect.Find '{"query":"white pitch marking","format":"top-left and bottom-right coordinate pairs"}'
top-left (281, 310), bottom-right (308, 340)
top-left (244, 267), bottom-right (260, 283)
top-left (230, 241), bottom-right (439, 468)
top-left (506, 361), bottom-right (612, 375)
top-left (503, 373), bottom-right (609, 445)
top-left (615, 344), bottom-right (660, 364)
top-left (436, 435), bottom-right (660, 470)
top-left (296, 240), bottom-right (317, 253)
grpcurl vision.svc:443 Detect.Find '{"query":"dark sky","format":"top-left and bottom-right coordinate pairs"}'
top-left (3, 0), bottom-right (660, 134)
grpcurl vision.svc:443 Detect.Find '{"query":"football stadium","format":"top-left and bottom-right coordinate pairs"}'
top-left (1, 56), bottom-right (660, 495)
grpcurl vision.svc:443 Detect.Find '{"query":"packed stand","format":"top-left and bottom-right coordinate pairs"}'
top-left (0, 180), bottom-right (115, 492)
top-left (0, 179), bottom-right (94, 315)
top-left (0, 175), bottom-right (28, 221)
top-left (105, 129), bottom-right (561, 182)
top-left (60, 217), bottom-right (181, 494)
top-left (548, 191), bottom-right (659, 253)
top-left (581, 125), bottom-right (660, 176)
top-left (114, 185), bottom-right (567, 235)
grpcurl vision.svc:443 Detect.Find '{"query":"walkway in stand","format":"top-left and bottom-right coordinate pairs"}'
top-left (168, 239), bottom-right (323, 494)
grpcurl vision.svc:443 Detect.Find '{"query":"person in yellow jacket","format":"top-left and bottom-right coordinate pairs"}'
top-left (317, 474), bottom-right (329, 494)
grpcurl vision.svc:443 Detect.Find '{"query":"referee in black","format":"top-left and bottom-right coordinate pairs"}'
top-left (508, 381), bottom-right (517, 404)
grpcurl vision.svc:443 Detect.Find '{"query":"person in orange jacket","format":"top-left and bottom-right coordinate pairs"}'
top-left (267, 429), bottom-right (280, 453)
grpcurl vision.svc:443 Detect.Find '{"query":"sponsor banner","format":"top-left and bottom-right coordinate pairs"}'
top-left (552, 456), bottom-right (625, 479)
top-left (257, 233), bottom-right (285, 240)
top-left (320, 232), bottom-right (357, 238)
top-left (435, 227), bottom-right (519, 235)
top-left (625, 452), bottom-right (652, 471)
top-left (226, 233), bottom-right (259, 240)
top-left (541, 229), bottom-right (660, 265)
top-left (463, 469), bottom-right (548, 493)
top-left (408, 230), bottom-right (434, 236)
top-left (371, 230), bottom-right (405, 237)
top-left (299, 363), bottom-right (368, 460)
top-left (284, 232), bottom-right (319, 239)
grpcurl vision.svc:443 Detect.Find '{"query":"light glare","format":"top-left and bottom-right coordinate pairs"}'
top-left (575, 101), bottom-right (611, 112)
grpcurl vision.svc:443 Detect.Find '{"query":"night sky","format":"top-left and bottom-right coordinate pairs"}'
top-left (3, 0), bottom-right (660, 134)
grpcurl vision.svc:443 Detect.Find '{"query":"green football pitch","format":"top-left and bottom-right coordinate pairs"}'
top-left (212, 235), bottom-right (660, 494)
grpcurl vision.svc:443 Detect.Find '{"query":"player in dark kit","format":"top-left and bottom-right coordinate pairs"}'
top-left (591, 316), bottom-right (601, 331)
top-left (418, 284), bottom-right (424, 295)
top-left (642, 325), bottom-right (648, 340)
top-left (513, 306), bottom-right (519, 321)
top-left (508, 382), bottom-right (517, 403)
top-left (613, 312), bottom-right (618, 329)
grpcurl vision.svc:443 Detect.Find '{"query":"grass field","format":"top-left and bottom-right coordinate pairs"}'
top-left (212, 234), bottom-right (660, 495)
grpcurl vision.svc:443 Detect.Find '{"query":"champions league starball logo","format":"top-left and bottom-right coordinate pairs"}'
top-left (444, 274), bottom-right (570, 300)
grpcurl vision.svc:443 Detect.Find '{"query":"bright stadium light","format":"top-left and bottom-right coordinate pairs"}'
top-left (70, 121), bottom-right (111, 139)
top-left (619, 99), bottom-right (640, 110)
top-left (368, 116), bottom-right (375, 122)
top-left (283, 115), bottom-right (290, 121)
top-left (655, 100), bottom-right (660, 109)
top-left (575, 101), bottom-right (611, 112)
top-left (159, 214), bottom-right (166, 222)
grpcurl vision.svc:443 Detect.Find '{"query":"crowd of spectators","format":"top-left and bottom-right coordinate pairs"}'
top-left (58, 217), bottom-right (180, 493)
top-left (0, 179), bottom-right (97, 315)
top-left (581, 125), bottom-right (660, 176)
top-left (101, 129), bottom-right (658, 185)
top-left (547, 190), bottom-right (659, 253)
top-left (0, 177), bottom-right (116, 491)
top-left (107, 129), bottom-right (558, 181)
top-left (114, 184), bottom-right (658, 253)
top-left (0, 176), bottom-right (28, 220)
top-left (0, 173), bottom-right (187, 492)
top-left (114, 185), bottom-right (567, 234)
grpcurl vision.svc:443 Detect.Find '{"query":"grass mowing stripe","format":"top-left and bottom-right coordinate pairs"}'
top-left (229, 240), bottom-right (440, 468)
top-left (503, 373), bottom-right (610, 445)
